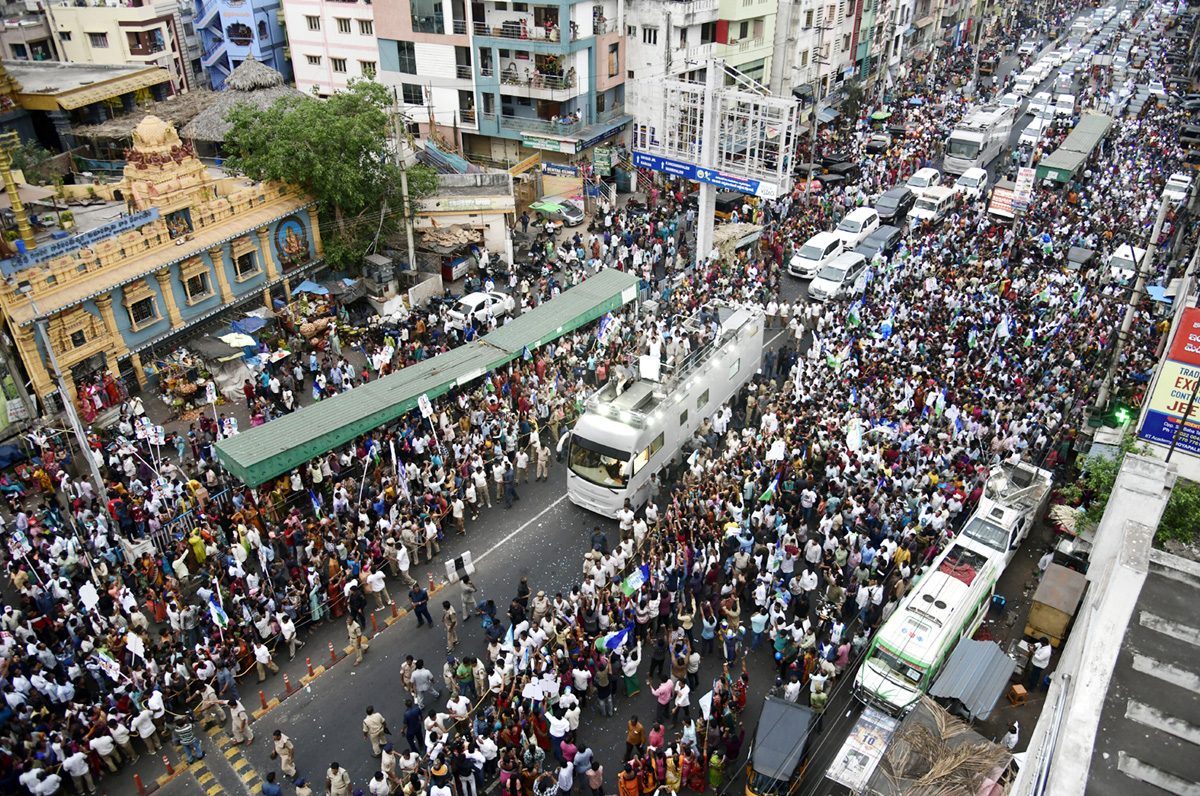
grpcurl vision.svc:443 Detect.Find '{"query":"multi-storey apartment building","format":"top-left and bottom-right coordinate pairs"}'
top-left (374, 0), bottom-right (629, 164)
top-left (46, 0), bottom-right (201, 92)
top-left (280, 0), bottom-right (378, 96)
top-left (194, 0), bottom-right (289, 89)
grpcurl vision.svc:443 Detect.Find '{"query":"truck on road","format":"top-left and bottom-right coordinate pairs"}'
top-left (943, 105), bottom-right (1017, 175)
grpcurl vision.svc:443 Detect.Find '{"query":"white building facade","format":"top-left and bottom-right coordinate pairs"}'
top-left (281, 0), bottom-right (379, 96)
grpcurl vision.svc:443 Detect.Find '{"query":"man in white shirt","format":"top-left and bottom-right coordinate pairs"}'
top-left (367, 569), bottom-right (391, 611)
top-left (62, 748), bottom-right (94, 794)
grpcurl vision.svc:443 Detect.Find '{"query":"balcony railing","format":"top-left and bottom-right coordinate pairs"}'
top-left (130, 42), bottom-right (166, 56)
top-left (473, 20), bottom-right (560, 42)
top-left (459, 109), bottom-right (476, 125)
top-left (480, 65), bottom-right (495, 77)
top-left (411, 15), bottom-right (444, 33)
top-left (500, 114), bottom-right (582, 135)
top-left (596, 104), bottom-right (626, 124)
top-left (592, 19), bottom-right (609, 34)
top-left (452, 18), bottom-right (468, 33)
top-left (498, 71), bottom-right (576, 90)
top-left (456, 64), bottom-right (473, 79)
top-left (479, 111), bottom-right (497, 123)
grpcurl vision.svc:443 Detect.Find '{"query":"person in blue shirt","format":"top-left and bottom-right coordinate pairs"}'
top-left (260, 771), bottom-right (283, 796)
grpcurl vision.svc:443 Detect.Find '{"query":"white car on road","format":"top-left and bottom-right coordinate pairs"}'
top-left (447, 291), bottom-right (516, 330)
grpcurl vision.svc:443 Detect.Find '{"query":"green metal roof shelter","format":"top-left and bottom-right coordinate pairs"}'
top-left (1035, 113), bottom-right (1112, 184)
top-left (215, 269), bottom-right (640, 486)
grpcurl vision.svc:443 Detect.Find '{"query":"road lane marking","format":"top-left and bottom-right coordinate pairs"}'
top-left (1140, 611), bottom-right (1200, 648)
top-left (474, 494), bottom-right (570, 566)
top-left (1125, 699), bottom-right (1200, 747)
top-left (1118, 752), bottom-right (1200, 796)
top-left (1131, 654), bottom-right (1200, 692)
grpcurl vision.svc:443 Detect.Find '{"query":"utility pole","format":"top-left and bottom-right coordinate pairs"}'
top-left (806, 16), bottom-right (830, 206)
top-left (694, 61), bottom-right (721, 266)
top-left (1094, 194), bottom-right (1172, 412)
top-left (18, 287), bottom-right (106, 498)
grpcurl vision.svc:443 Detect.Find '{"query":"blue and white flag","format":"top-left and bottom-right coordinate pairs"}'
top-left (208, 597), bottom-right (229, 629)
top-left (621, 565), bottom-right (651, 597)
top-left (596, 626), bottom-right (631, 651)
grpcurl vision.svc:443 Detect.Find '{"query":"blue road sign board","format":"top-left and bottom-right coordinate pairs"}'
top-left (631, 152), bottom-right (778, 199)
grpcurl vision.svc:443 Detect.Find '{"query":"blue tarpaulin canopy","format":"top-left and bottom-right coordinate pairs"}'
top-left (291, 280), bottom-right (329, 296)
top-left (908, 97), bottom-right (926, 106)
top-left (231, 316), bottom-right (269, 335)
top-left (0, 444), bottom-right (27, 470)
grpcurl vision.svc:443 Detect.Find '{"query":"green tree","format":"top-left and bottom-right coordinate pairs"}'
top-left (9, 142), bottom-right (54, 185)
top-left (222, 79), bottom-right (436, 271)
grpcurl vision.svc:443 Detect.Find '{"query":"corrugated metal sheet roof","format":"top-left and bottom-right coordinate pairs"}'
top-left (927, 639), bottom-right (1016, 720)
top-left (1060, 113), bottom-right (1113, 155)
top-left (752, 698), bottom-right (816, 780)
top-left (215, 268), bottom-right (641, 485)
top-left (485, 269), bottom-right (639, 354)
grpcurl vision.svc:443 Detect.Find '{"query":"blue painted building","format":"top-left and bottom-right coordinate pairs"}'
top-left (0, 115), bottom-right (322, 410)
top-left (196, 0), bottom-right (291, 89)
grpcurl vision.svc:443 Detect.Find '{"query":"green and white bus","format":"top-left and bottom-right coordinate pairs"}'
top-left (853, 542), bottom-right (999, 715)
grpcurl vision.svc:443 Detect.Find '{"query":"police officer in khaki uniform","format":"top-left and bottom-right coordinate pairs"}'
top-left (362, 707), bottom-right (389, 757)
top-left (347, 615), bottom-right (368, 666)
top-left (326, 763), bottom-right (351, 796)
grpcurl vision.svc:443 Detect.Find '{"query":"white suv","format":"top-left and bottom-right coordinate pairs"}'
top-left (788, 231), bottom-right (843, 278)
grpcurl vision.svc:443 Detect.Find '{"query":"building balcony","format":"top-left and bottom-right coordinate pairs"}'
top-left (456, 64), bottom-right (473, 79)
top-left (452, 18), bottom-right (468, 34)
top-left (499, 113), bottom-right (582, 135)
top-left (412, 15), bottom-right (445, 33)
top-left (129, 41), bottom-right (166, 56)
top-left (473, 19), bottom-right (560, 43)
top-left (686, 42), bottom-right (714, 61)
top-left (596, 104), bottom-right (625, 124)
top-left (201, 37), bottom-right (226, 66)
top-left (496, 70), bottom-right (579, 100)
top-left (459, 108), bottom-right (477, 125)
top-left (724, 36), bottom-right (767, 53)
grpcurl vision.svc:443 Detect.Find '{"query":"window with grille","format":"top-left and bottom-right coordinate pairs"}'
top-left (401, 83), bottom-right (423, 104)
top-left (359, 19), bottom-right (373, 34)
top-left (397, 41), bottom-right (417, 73)
top-left (306, 15), bottom-right (320, 30)
top-left (129, 297), bottom-right (158, 326)
top-left (185, 273), bottom-right (211, 302)
top-left (307, 54), bottom-right (321, 65)
top-left (332, 57), bottom-right (347, 72)
top-left (642, 27), bottom-right (657, 44)
top-left (360, 60), bottom-right (376, 77)
top-left (88, 32), bottom-right (108, 48)
top-left (336, 17), bottom-right (351, 33)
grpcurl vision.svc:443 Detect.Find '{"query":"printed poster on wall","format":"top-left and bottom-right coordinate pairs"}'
top-left (1139, 307), bottom-right (1200, 454)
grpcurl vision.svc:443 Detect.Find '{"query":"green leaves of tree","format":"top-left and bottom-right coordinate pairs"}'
top-left (221, 79), bottom-right (436, 271)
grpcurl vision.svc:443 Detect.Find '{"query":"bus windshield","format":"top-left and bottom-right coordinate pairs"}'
top-left (569, 435), bottom-right (630, 488)
top-left (961, 516), bottom-right (1010, 551)
top-left (947, 137), bottom-right (981, 159)
top-left (870, 646), bottom-right (925, 689)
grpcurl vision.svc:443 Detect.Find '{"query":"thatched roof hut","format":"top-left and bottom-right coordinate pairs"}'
top-left (181, 58), bottom-right (304, 144)
top-left (73, 90), bottom-right (215, 141)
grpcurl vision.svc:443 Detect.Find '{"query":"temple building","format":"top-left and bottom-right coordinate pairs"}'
top-left (0, 114), bottom-right (322, 413)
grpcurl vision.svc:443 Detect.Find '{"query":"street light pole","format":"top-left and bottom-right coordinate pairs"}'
top-left (18, 287), bottom-right (106, 498)
top-left (1094, 194), bottom-right (1172, 413)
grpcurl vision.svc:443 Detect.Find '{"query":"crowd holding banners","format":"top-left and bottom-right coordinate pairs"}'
top-left (0, 2), bottom-right (1195, 793)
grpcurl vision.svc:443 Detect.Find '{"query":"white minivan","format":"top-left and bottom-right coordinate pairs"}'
top-left (808, 252), bottom-right (869, 302)
top-left (1054, 93), bottom-right (1077, 116)
top-left (908, 187), bottom-right (957, 227)
top-left (834, 207), bottom-right (881, 249)
top-left (1108, 243), bottom-right (1147, 282)
top-left (905, 167), bottom-right (943, 197)
top-left (788, 231), bottom-right (843, 278)
top-left (954, 168), bottom-right (990, 201)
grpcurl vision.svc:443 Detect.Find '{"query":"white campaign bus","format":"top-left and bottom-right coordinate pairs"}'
top-left (943, 105), bottom-right (1017, 175)
top-left (854, 461), bottom-right (1053, 714)
top-left (566, 301), bottom-right (764, 517)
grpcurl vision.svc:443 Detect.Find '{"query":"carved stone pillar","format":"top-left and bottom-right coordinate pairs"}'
top-left (92, 291), bottom-right (127, 358)
top-left (306, 205), bottom-right (324, 258)
top-left (257, 226), bottom-right (278, 281)
top-left (129, 351), bottom-right (147, 389)
top-left (154, 268), bottom-right (183, 327)
top-left (208, 245), bottom-right (234, 303)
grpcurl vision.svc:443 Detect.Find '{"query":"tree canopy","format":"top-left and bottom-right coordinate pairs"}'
top-left (221, 79), bottom-right (436, 271)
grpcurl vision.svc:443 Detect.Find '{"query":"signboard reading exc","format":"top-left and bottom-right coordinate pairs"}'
top-left (1140, 307), bottom-right (1200, 454)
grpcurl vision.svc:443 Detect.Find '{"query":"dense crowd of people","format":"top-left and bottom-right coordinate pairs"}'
top-left (0, 2), bottom-right (1194, 795)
